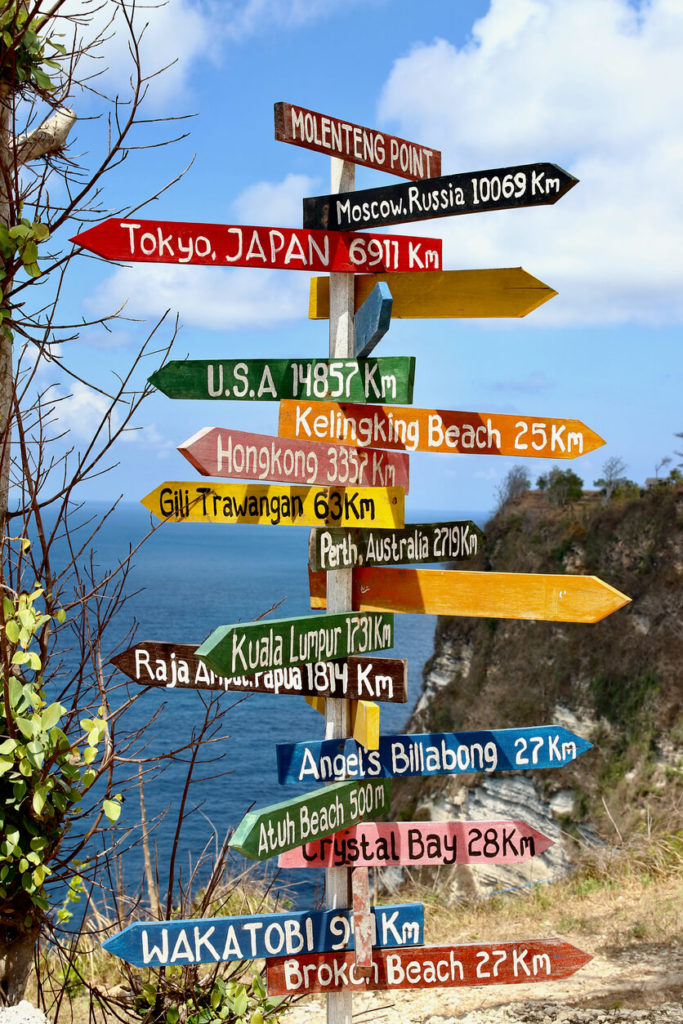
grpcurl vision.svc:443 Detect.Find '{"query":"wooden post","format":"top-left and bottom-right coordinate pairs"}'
top-left (325, 154), bottom-right (355, 1024)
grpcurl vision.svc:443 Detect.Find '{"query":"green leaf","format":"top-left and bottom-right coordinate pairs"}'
top-left (56, 608), bottom-right (66, 624)
top-left (15, 717), bottom-right (34, 739)
top-left (32, 68), bottom-right (54, 91)
top-left (21, 240), bottom-right (38, 265)
top-left (32, 223), bottom-right (50, 241)
top-left (32, 785), bottom-right (47, 815)
top-left (0, 738), bottom-right (18, 755)
top-left (103, 799), bottom-right (121, 823)
top-left (41, 703), bottom-right (63, 731)
top-left (166, 1009), bottom-right (179, 1024)
top-left (12, 651), bottom-right (29, 666)
top-left (233, 989), bottom-right (248, 1017)
top-left (23, 262), bottom-right (41, 278)
top-left (5, 620), bottom-right (20, 644)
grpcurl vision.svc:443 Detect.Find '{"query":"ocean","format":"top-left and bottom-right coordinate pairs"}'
top-left (59, 502), bottom-right (490, 911)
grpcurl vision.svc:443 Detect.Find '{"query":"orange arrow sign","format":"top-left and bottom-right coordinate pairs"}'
top-left (279, 401), bottom-right (605, 460)
top-left (309, 567), bottom-right (631, 624)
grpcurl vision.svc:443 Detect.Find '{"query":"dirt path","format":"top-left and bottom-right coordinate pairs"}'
top-left (282, 938), bottom-right (683, 1022)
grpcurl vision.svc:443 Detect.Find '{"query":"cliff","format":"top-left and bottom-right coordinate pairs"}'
top-left (386, 484), bottom-right (683, 900)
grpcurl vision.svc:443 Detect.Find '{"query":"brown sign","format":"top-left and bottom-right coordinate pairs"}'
top-left (266, 940), bottom-right (592, 994)
top-left (274, 102), bottom-right (441, 180)
top-left (110, 642), bottom-right (407, 703)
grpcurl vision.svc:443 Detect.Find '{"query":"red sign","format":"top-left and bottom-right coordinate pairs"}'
top-left (179, 428), bottom-right (410, 492)
top-left (278, 820), bottom-right (553, 868)
top-left (266, 940), bottom-right (592, 994)
top-left (70, 219), bottom-right (441, 273)
top-left (274, 102), bottom-right (441, 180)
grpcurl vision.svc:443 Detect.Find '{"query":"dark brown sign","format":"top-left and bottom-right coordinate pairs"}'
top-left (309, 521), bottom-right (483, 570)
top-left (274, 102), bottom-right (441, 180)
top-left (110, 642), bottom-right (407, 702)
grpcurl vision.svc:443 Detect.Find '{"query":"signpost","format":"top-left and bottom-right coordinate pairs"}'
top-left (148, 356), bottom-right (415, 404)
top-left (111, 642), bottom-right (408, 702)
top-left (195, 611), bottom-right (394, 678)
top-left (305, 696), bottom-right (380, 751)
top-left (274, 102), bottom-right (441, 180)
top-left (229, 778), bottom-right (391, 860)
top-left (141, 481), bottom-right (404, 528)
top-left (309, 521), bottom-right (483, 570)
top-left (81, 100), bottom-right (606, 1019)
top-left (279, 400), bottom-right (605, 460)
top-left (266, 940), bottom-right (592, 994)
top-left (309, 267), bottom-right (557, 319)
top-left (71, 219), bottom-right (442, 273)
top-left (178, 428), bottom-right (410, 492)
top-left (308, 566), bottom-right (631, 623)
top-left (102, 904), bottom-right (424, 966)
top-left (354, 282), bottom-right (393, 357)
top-left (303, 162), bottom-right (578, 231)
top-left (279, 820), bottom-right (554, 868)
top-left (275, 725), bottom-right (592, 784)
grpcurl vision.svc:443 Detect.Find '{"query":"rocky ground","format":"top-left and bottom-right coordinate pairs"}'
top-left (282, 941), bottom-right (682, 1024)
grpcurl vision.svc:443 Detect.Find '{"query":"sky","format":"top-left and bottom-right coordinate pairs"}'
top-left (36, 0), bottom-right (683, 516)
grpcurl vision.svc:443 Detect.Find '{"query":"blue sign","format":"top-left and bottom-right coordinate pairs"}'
top-left (102, 903), bottom-right (424, 966)
top-left (354, 281), bottom-right (392, 357)
top-left (276, 725), bottom-right (592, 785)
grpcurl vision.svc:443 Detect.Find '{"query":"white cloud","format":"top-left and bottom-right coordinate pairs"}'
top-left (86, 262), bottom-right (310, 330)
top-left (222, 0), bottom-right (383, 41)
top-left (61, 0), bottom-right (216, 109)
top-left (230, 173), bottom-right (321, 226)
top-left (377, 0), bottom-right (683, 325)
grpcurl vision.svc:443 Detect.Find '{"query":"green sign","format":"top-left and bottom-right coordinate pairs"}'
top-left (196, 611), bottom-right (394, 678)
top-left (149, 357), bottom-right (415, 404)
top-left (229, 778), bottom-right (391, 860)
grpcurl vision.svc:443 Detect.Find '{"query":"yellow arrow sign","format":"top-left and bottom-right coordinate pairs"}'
top-left (141, 482), bottom-right (404, 528)
top-left (309, 268), bottom-right (556, 320)
top-left (309, 567), bottom-right (631, 624)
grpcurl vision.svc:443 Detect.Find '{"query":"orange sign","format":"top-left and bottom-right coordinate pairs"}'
top-left (309, 567), bottom-right (631, 624)
top-left (280, 401), bottom-right (604, 460)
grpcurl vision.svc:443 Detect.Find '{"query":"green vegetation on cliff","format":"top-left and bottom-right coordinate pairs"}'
top-left (402, 484), bottom-right (682, 840)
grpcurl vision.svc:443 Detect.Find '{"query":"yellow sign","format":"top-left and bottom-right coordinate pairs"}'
top-left (141, 482), bottom-right (404, 528)
top-left (309, 268), bottom-right (556, 320)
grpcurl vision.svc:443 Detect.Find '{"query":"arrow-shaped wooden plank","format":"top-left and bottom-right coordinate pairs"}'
top-left (354, 282), bottom-right (392, 357)
top-left (111, 641), bottom-right (408, 702)
top-left (102, 903), bottom-right (424, 966)
top-left (178, 428), bottom-right (410, 493)
top-left (309, 521), bottom-right (483, 570)
top-left (279, 400), bottom-right (604, 460)
top-left (141, 481), bottom-right (404, 528)
top-left (267, 940), bottom-right (592, 994)
top-left (278, 819), bottom-right (554, 868)
top-left (196, 611), bottom-right (394, 678)
top-left (308, 567), bottom-right (631, 623)
top-left (229, 778), bottom-right (391, 861)
top-left (71, 219), bottom-right (441, 273)
top-left (309, 268), bottom-right (557, 320)
top-left (276, 725), bottom-right (591, 784)
top-left (148, 356), bottom-right (415, 404)
top-left (303, 161), bottom-right (578, 231)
